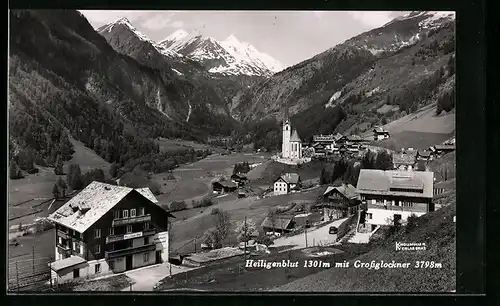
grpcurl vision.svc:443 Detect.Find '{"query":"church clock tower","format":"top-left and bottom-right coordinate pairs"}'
top-left (282, 102), bottom-right (291, 158)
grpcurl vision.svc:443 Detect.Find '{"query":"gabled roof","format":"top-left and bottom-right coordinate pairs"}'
top-left (373, 127), bottom-right (389, 134)
top-left (392, 151), bottom-right (417, 165)
top-left (356, 169), bottom-right (434, 198)
top-left (323, 184), bottom-right (359, 200)
top-left (213, 180), bottom-right (238, 188)
top-left (333, 133), bottom-right (345, 141)
top-left (50, 255), bottom-right (88, 272)
top-left (434, 144), bottom-right (456, 151)
top-left (48, 181), bottom-right (169, 233)
top-left (346, 135), bottom-right (362, 142)
top-left (417, 150), bottom-right (432, 157)
top-left (261, 215), bottom-right (294, 230)
top-left (231, 173), bottom-right (247, 180)
top-left (276, 173), bottom-right (300, 184)
top-left (290, 130), bottom-right (302, 142)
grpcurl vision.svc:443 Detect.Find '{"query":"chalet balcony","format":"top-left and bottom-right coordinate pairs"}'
top-left (57, 230), bottom-right (69, 239)
top-left (105, 243), bottom-right (156, 259)
top-left (367, 203), bottom-right (427, 213)
top-left (105, 229), bottom-right (156, 244)
top-left (56, 244), bottom-right (72, 256)
top-left (112, 214), bottom-right (151, 227)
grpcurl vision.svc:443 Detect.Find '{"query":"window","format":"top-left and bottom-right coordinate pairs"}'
top-left (58, 237), bottom-right (63, 245)
top-left (144, 222), bottom-right (150, 230)
top-left (144, 237), bottom-right (150, 245)
top-left (79, 232), bottom-right (83, 239)
top-left (144, 253), bottom-right (149, 263)
top-left (122, 210), bottom-right (129, 218)
top-left (126, 225), bottom-right (133, 234)
top-left (95, 229), bottom-right (101, 239)
top-left (113, 210), bottom-right (120, 220)
top-left (72, 241), bottom-right (77, 251)
top-left (70, 229), bottom-right (73, 236)
top-left (79, 244), bottom-right (83, 254)
top-left (108, 228), bottom-right (114, 236)
top-left (109, 244), bottom-right (115, 252)
top-left (366, 213), bottom-right (373, 220)
top-left (109, 261), bottom-right (115, 270)
top-left (95, 263), bottom-right (101, 274)
top-left (95, 245), bottom-right (101, 254)
top-left (127, 240), bottom-right (133, 248)
top-left (131, 209), bottom-right (136, 217)
top-left (139, 207), bottom-right (145, 216)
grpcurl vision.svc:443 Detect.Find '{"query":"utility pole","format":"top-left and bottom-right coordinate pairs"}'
top-left (16, 261), bottom-right (19, 292)
top-left (32, 246), bottom-right (35, 275)
top-left (194, 237), bottom-right (197, 253)
top-left (244, 216), bottom-right (247, 258)
top-left (304, 221), bottom-right (308, 248)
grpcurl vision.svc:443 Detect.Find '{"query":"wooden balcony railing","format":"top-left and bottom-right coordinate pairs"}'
top-left (105, 229), bottom-right (156, 244)
top-left (367, 203), bottom-right (427, 213)
top-left (112, 214), bottom-right (151, 227)
top-left (57, 230), bottom-right (69, 239)
top-left (105, 243), bottom-right (156, 259)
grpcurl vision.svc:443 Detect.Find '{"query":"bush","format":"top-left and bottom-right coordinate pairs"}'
top-left (405, 213), bottom-right (419, 233)
top-left (169, 201), bottom-right (187, 212)
top-left (193, 197), bottom-right (215, 208)
top-left (211, 208), bottom-right (221, 215)
top-left (256, 231), bottom-right (274, 246)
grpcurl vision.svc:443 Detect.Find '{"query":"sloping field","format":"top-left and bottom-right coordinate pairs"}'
top-left (376, 131), bottom-right (453, 151)
top-left (156, 138), bottom-right (214, 152)
top-left (362, 103), bottom-right (455, 150)
top-left (65, 135), bottom-right (110, 173)
top-left (272, 193), bottom-right (456, 292)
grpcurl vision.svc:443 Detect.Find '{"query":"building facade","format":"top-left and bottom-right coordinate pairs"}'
top-left (320, 184), bottom-right (361, 221)
top-left (356, 170), bottom-right (434, 228)
top-left (47, 182), bottom-right (174, 283)
top-left (373, 127), bottom-right (390, 140)
top-left (273, 173), bottom-right (301, 196)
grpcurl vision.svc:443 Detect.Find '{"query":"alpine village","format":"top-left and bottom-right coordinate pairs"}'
top-left (8, 10), bottom-right (456, 292)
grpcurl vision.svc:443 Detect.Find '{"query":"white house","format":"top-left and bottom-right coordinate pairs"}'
top-left (357, 170), bottom-right (434, 229)
top-left (273, 173), bottom-right (301, 195)
top-left (47, 182), bottom-right (174, 284)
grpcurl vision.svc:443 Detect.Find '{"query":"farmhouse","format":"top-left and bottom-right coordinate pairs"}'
top-left (231, 173), bottom-right (248, 187)
top-left (261, 215), bottom-right (295, 234)
top-left (312, 143), bottom-right (327, 156)
top-left (212, 181), bottom-right (238, 194)
top-left (416, 150), bottom-right (433, 161)
top-left (47, 181), bottom-right (174, 284)
top-left (430, 144), bottom-right (456, 156)
top-left (312, 133), bottom-right (344, 151)
top-left (373, 127), bottom-right (390, 141)
top-left (273, 173), bottom-right (301, 196)
top-left (392, 150), bottom-right (418, 171)
top-left (319, 184), bottom-right (361, 221)
top-left (356, 170), bottom-right (434, 228)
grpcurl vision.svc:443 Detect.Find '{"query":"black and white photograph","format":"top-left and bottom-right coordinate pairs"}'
top-left (8, 9), bottom-right (457, 293)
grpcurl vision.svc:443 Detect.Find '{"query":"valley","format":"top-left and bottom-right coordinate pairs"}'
top-left (8, 10), bottom-right (456, 293)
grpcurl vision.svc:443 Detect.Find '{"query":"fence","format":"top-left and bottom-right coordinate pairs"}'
top-left (8, 248), bottom-right (52, 292)
top-left (337, 213), bottom-right (358, 240)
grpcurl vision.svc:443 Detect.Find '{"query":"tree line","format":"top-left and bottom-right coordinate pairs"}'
top-left (320, 149), bottom-right (393, 186)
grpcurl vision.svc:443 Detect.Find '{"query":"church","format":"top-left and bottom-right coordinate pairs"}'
top-left (281, 109), bottom-right (302, 160)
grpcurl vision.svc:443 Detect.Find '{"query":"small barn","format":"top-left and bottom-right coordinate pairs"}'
top-left (212, 181), bottom-right (238, 194)
top-left (261, 215), bottom-right (295, 234)
top-left (231, 173), bottom-right (248, 187)
top-left (373, 127), bottom-right (390, 141)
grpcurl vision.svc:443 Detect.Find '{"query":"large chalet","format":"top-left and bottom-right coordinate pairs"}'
top-left (319, 184), bottom-right (361, 221)
top-left (356, 170), bottom-right (434, 229)
top-left (47, 181), bottom-right (174, 283)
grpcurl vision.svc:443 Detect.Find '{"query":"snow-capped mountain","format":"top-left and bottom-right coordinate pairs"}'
top-left (157, 30), bottom-right (284, 77)
top-left (97, 17), bottom-right (181, 58)
top-left (97, 19), bottom-right (283, 77)
top-left (342, 11), bottom-right (456, 55)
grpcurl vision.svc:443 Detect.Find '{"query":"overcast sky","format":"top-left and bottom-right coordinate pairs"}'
top-left (80, 10), bottom-right (409, 68)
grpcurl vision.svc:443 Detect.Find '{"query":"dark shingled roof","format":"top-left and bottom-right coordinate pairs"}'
top-left (290, 130), bottom-right (302, 142)
top-left (356, 169), bottom-right (434, 199)
top-left (276, 173), bottom-right (300, 184)
top-left (323, 184), bottom-right (359, 200)
top-left (261, 215), bottom-right (294, 230)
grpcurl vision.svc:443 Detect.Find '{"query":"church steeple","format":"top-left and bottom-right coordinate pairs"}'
top-left (284, 100), bottom-right (290, 123)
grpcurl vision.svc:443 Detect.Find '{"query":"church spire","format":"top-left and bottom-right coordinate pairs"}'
top-left (284, 100), bottom-right (289, 122)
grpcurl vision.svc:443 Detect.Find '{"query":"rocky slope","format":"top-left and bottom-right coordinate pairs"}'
top-left (8, 9), bottom-right (236, 165)
top-left (233, 11), bottom-right (456, 142)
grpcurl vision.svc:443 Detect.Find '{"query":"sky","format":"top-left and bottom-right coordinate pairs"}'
top-left (80, 10), bottom-right (409, 68)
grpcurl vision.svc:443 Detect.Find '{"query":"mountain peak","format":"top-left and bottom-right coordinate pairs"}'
top-left (224, 34), bottom-right (241, 44)
top-left (161, 29), bottom-right (189, 43)
top-left (115, 17), bottom-right (131, 24)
